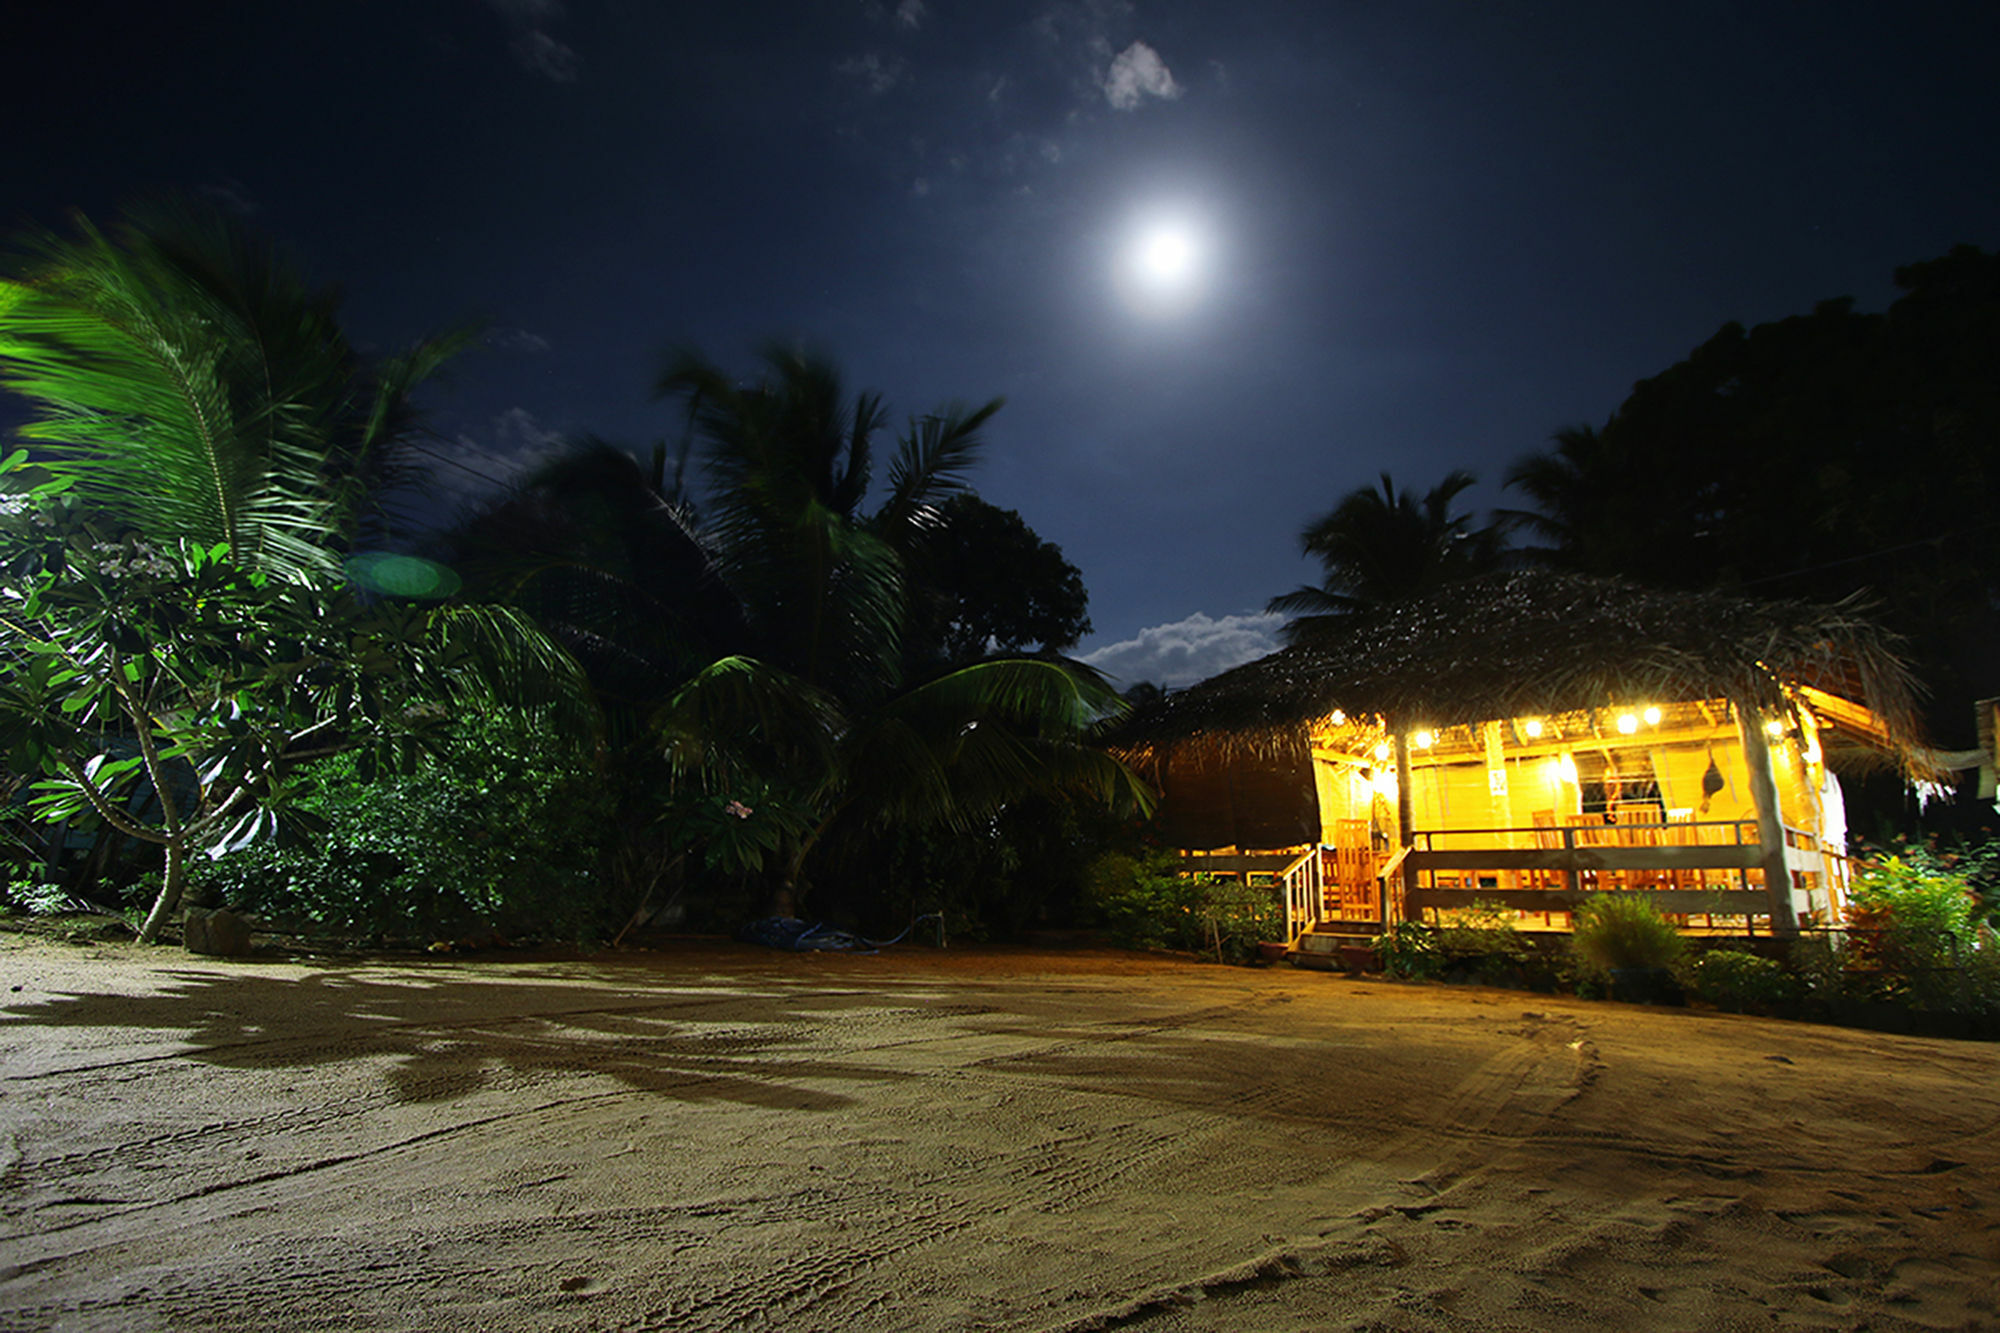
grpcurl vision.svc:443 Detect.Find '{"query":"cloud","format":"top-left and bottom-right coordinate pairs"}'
top-left (194, 179), bottom-right (258, 215)
top-left (411, 407), bottom-right (572, 510)
top-left (485, 0), bottom-right (580, 82)
top-left (838, 51), bottom-right (907, 95)
top-left (1102, 40), bottom-right (1181, 109)
top-left (895, 0), bottom-right (926, 29)
top-left (1082, 611), bottom-right (1285, 689)
top-left (484, 326), bottom-right (552, 354)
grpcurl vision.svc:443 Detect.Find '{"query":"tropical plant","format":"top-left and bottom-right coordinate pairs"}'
top-left (0, 205), bottom-right (471, 579)
top-left (652, 346), bottom-right (1151, 915)
top-left (0, 207), bottom-right (583, 941)
top-left (1845, 852), bottom-right (1982, 1009)
top-left (1677, 946), bottom-right (1798, 1013)
top-left (1570, 894), bottom-right (1686, 977)
top-left (1370, 920), bottom-right (1444, 980)
top-left (1269, 470), bottom-right (1503, 643)
top-left (0, 458), bottom-right (576, 941)
top-left (189, 713), bottom-right (615, 945)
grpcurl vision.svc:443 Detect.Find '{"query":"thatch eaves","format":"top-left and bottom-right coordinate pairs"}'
top-left (1111, 569), bottom-right (1932, 776)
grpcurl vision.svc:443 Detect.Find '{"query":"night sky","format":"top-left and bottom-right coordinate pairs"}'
top-left (10, 2), bottom-right (1999, 687)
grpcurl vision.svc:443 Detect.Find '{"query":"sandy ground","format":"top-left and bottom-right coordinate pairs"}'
top-left (1, 934), bottom-right (1997, 1332)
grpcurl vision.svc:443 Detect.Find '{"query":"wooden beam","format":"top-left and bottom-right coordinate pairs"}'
top-left (1737, 701), bottom-right (1800, 936)
top-left (1408, 888), bottom-right (1771, 915)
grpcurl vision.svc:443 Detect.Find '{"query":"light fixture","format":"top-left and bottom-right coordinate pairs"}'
top-left (1616, 713), bottom-right (1639, 735)
top-left (1643, 705), bottom-right (1662, 726)
top-left (1413, 729), bottom-right (1435, 749)
top-left (1765, 719), bottom-right (1786, 739)
top-left (1523, 718), bottom-right (1544, 739)
top-left (1329, 709), bottom-right (1346, 726)
top-left (1373, 741), bottom-right (1391, 762)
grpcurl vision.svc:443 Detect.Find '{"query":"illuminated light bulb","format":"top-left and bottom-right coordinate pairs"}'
top-left (1413, 729), bottom-right (1435, 749)
top-left (1371, 769), bottom-right (1398, 799)
top-left (1617, 713), bottom-right (1639, 735)
top-left (1643, 706), bottom-right (1662, 726)
top-left (1373, 741), bottom-right (1391, 762)
top-left (1523, 718), bottom-right (1544, 739)
top-left (1329, 709), bottom-right (1346, 726)
top-left (1765, 720), bottom-right (1786, 739)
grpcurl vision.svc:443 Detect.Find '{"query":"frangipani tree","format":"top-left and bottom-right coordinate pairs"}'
top-left (0, 207), bottom-right (581, 941)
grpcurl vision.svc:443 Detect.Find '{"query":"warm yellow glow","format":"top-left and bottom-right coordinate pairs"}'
top-left (1557, 753), bottom-right (1578, 784)
top-left (1803, 737), bottom-right (1822, 765)
top-left (1328, 709), bottom-right (1346, 726)
top-left (1522, 718), bottom-right (1543, 739)
top-left (1617, 713), bottom-right (1639, 735)
top-left (1413, 729), bottom-right (1435, 749)
top-left (1373, 741), bottom-right (1392, 762)
top-left (1643, 705), bottom-right (1662, 726)
top-left (1765, 719), bottom-right (1787, 739)
top-left (1371, 768), bottom-right (1398, 799)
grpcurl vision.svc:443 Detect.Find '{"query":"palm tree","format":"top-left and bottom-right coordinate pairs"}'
top-left (1268, 470), bottom-right (1502, 641)
top-left (654, 346), bottom-right (1147, 915)
top-left (0, 206), bottom-right (583, 941)
top-left (0, 205), bottom-right (471, 580)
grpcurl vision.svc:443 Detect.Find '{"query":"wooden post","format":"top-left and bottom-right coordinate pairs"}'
top-left (1395, 728), bottom-right (1417, 921)
top-left (1736, 701), bottom-right (1800, 937)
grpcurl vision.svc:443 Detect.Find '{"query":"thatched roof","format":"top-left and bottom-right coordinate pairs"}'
top-left (1112, 569), bottom-right (1931, 774)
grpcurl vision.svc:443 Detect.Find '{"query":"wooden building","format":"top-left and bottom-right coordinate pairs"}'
top-left (1116, 571), bottom-right (1934, 945)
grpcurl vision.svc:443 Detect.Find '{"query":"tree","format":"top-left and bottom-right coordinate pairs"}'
top-left (901, 493), bottom-right (1092, 669)
top-left (1267, 470), bottom-right (1502, 640)
top-left (0, 207), bottom-right (579, 940)
top-left (654, 346), bottom-right (1148, 917)
top-left (1503, 247), bottom-right (2000, 743)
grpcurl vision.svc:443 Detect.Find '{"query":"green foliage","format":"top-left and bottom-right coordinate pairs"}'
top-left (1503, 247), bottom-right (2000, 739)
top-left (189, 714), bottom-right (613, 945)
top-left (902, 493), bottom-right (1092, 666)
top-left (1194, 879), bottom-right (1287, 964)
top-left (1846, 852), bottom-right (1983, 1010)
top-left (1433, 900), bottom-right (1532, 966)
top-left (1370, 920), bottom-right (1444, 981)
top-left (1570, 894), bottom-right (1686, 977)
top-left (2, 878), bottom-right (71, 916)
top-left (1677, 947), bottom-right (1798, 1013)
top-left (1081, 852), bottom-right (1279, 962)
top-left (1083, 850), bottom-right (1205, 951)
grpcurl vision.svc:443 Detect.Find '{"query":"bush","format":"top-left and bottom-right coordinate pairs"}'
top-left (1571, 894), bottom-right (1685, 977)
top-left (1082, 852), bottom-right (1281, 963)
top-left (190, 713), bottom-right (616, 946)
top-left (1368, 921), bottom-right (1440, 980)
top-left (1846, 854), bottom-right (1980, 1009)
top-left (1433, 900), bottom-right (1532, 972)
top-left (1679, 946), bottom-right (1798, 1013)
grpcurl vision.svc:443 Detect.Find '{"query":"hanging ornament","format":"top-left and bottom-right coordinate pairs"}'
top-left (1699, 747), bottom-right (1725, 813)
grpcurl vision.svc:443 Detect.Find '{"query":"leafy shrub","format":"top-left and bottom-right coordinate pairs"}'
top-left (1083, 851), bottom-right (1199, 950)
top-left (1083, 852), bottom-right (1280, 962)
top-left (1570, 894), bottom-right (1685, 977)
top-left (1434, 900), bottom-right (1532, 968)
top-left (1845, 854), bottom-right (1980, 1009)
top-left (1678, 946), bottom-right (1797, 1013)
top-left (1371, 920), bottom-right (1444, 980)
top-left (1194, 878), bottom-right (1286, 964)
top-left (2, 879), bottom-right (72, 915)
top-left (190, 713), bottom-right (615, 945)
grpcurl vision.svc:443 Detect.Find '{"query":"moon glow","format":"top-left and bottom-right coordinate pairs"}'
top-left (1118, 211), bottom-right (1211, 316)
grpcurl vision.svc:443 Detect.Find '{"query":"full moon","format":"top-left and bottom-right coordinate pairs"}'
top-left (1136, 225), bottom-right (1197, 284)
top-left (1119, 214), bottom-right (1209, 314)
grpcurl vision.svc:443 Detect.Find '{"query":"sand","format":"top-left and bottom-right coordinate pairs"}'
top-left (1, 933), bottom-right (1996, 1331)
